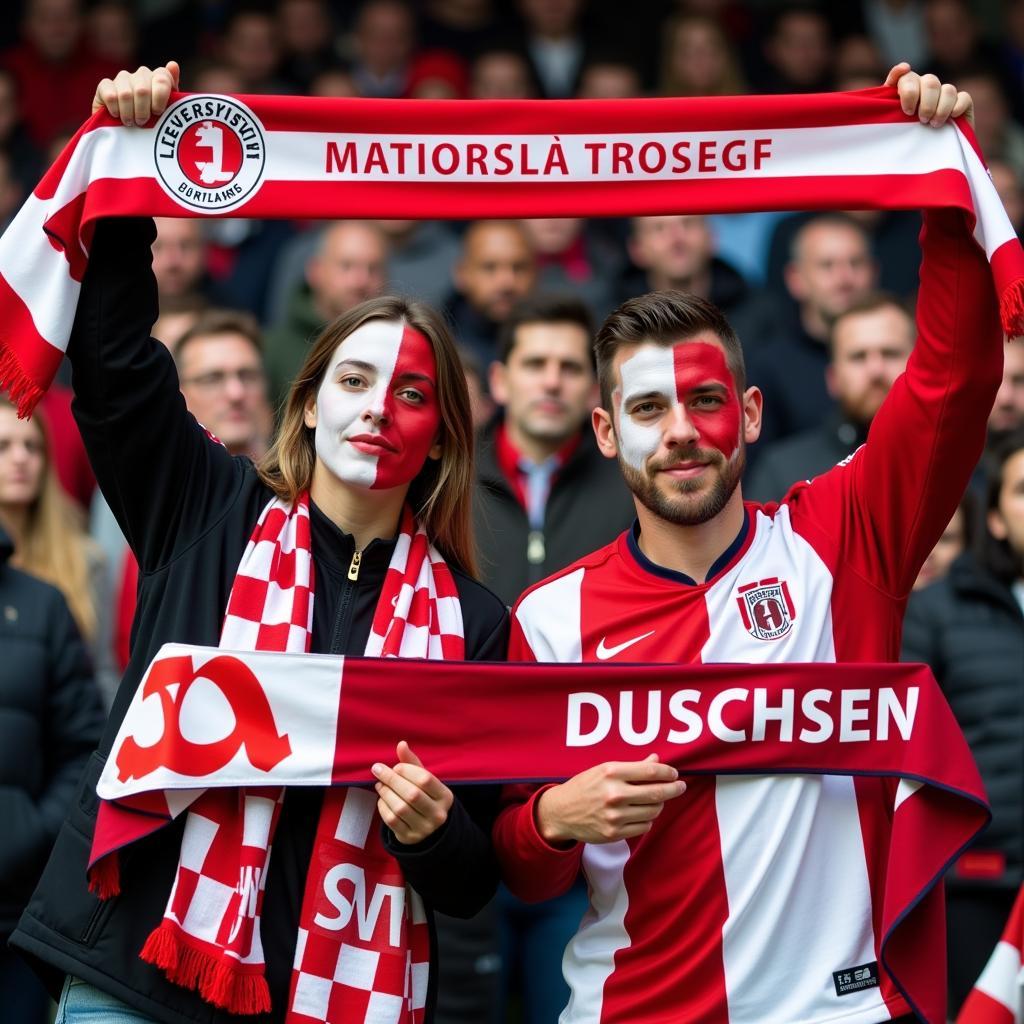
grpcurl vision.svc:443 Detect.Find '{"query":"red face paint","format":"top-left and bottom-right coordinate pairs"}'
top-left (671, 341), bottom-right (741, 460)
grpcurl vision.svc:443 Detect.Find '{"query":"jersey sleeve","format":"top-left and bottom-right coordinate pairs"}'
top-left (491, 604), bottom-right (584, 902)
top-left (786, 209), bottom-right (1003, 597)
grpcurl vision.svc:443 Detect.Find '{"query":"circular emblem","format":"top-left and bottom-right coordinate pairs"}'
top-left (153, 95), bottom-right (266, 213)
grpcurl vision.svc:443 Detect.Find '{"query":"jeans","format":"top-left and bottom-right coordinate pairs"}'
top-left (55, 976), bottom-right (159, 1023)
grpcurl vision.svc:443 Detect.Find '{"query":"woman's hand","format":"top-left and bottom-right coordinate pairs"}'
top-left (884, 62), bottom-right (973, 129)
top-left (372, 741), bottom-right (454, 845)
top-left (92, 61), bottom-right (181, 126)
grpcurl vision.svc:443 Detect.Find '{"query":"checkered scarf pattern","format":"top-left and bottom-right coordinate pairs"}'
top-left (139, 492), bottom-right (464, 1021)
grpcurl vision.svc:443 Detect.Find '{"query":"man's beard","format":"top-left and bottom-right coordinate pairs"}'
top-left (619, 443), bottom-right (746, 526)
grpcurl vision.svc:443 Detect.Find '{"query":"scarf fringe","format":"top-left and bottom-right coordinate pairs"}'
top-left (0, 347), bottom-right (42, 418)
top-left (141, 923), bottom-right (271, 1015)
top-left (1000, 278), bottom-right (1024, 339)
top-left (86, 853), bottom-right (121, 900)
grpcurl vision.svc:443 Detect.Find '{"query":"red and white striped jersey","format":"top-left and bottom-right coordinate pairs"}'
top-left (494, 210), bottom-right (1003, 1024)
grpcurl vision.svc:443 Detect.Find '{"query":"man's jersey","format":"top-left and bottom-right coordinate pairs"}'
top-left (493, 210), bottom-right (1004, 1024)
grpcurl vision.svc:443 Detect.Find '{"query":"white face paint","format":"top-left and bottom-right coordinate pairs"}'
top-left (615, 346), bottom-right (677, 471)
top-left (311, 319), bottom-right (438, 490)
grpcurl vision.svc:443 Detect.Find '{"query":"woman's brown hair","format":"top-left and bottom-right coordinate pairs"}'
top-left (258, 296), bottom-right (478, 576)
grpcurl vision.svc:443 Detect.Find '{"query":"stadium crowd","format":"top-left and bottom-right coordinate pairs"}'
top-left (2, 0), bottom-right (1024, 1022)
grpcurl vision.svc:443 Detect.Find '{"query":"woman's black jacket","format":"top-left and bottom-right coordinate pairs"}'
top-left (10, 219), bottom-right (509, 1024)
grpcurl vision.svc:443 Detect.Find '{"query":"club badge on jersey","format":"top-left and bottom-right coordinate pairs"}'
top-left (736, 577), bottom-right (797, 641)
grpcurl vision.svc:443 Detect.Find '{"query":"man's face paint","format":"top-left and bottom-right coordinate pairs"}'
top-left (614, 339), bottom-right (744, 525)
top-left (312, 319), bottom-right (440, 490)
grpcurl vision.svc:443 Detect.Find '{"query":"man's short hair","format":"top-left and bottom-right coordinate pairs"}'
top-left (174, 309), bottom-right (264, 369)
top-left (828, 291), bottom-right (912, 355)
top-left (789, 212), bottom-right (871, 264)
top-left (594, 291), bottom-right (745, 409)
top-left (498, 293), bottom-right (596, 367)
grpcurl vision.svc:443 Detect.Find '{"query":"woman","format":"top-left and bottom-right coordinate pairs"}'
top-left (0, 398), bottom-right (106, 661)
top-left (658, 14), bottom-right (747, 98)
top-left (11, 63), bottom-right (507, 1024)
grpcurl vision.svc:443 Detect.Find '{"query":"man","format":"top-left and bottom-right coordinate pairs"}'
top-left (477, 293), bottom-right (635, 604)
top-left (265, 220), bottom-right (388, 404)
top-left (350, 0), bottom-right (416, 98)
top-left (151, 217), bottom-right (207, 311)
top-left (493, 68), bottom-right (993, 1024)
top-left (988, 335), bottom-right (1024, 445)
top-left (749, 212), bottom-right (877, 445)
top-left (175, 310), bottom-right (272, 460)
top-left (746, 294), bottom-right (914, 502)
top-left (446, 219), bottom-right (537, 366)
top-left (624, 214), bottom-right (779, 359)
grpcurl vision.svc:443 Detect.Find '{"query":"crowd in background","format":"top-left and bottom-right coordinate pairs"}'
top-left (2, 0), bottom-right (1024, 1021)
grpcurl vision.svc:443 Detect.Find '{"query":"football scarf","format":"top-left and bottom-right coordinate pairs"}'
top-left (1, 86), bottom-right (1024, 415)
top-left (89, 494), bottom-right (464, 1022)
top-left (95, 648), bottom-right (987, 1024)
top-left (958, 885), bottom-right (1024, 1023)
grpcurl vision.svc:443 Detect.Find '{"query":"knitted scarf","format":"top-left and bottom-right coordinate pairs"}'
top-left (2, 87), bottom-right (1024, 416)
top-left (90, 493), bottom-right (464, 1022)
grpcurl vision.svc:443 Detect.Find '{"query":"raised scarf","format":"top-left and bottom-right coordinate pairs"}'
top-left (96, 647), bottom-right (987, 1024)
top-left (2, 87), bottom-right (1024, 415)
top-left (90, 494), bottom-right (464, 1021)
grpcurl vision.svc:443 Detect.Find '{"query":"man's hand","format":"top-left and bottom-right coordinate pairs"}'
top-left (535, 754), bottom-right (687, 846)
top-left (884, 62), bottom-right (973, 129)
top-left (92, 61), bottom-right (180, 127)
top-left (372, 740), bottom-right (454, 845)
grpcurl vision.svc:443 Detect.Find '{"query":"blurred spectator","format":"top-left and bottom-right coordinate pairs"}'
top-left (0, 399), bottom-right (106, 671)
top-left (990, 157), bottom-right (1024, 239)
top-left (309, 65), bottom-right (360, 96)
top-left (152, 217), bottom-right (209, 311)
top-left (522, 217), bottom-right (624, 320)
top-left (350, 0), bottom-right (416, 98)
top-left (956, 69), bottom-right (1024, 181)
top-left (407, 49), bottom-right (470, 98)
top-left (278, 0), bottom-right (338, 93)
top-left (834, 34), bottom-right (887, 87)
top-left (0, 150), bottom-right (25, 233)
top-left (447, 219), bottom-right (537, 365)
top-left (419, 0), bottom-right (507, 57)
top-left (474, 292), bottom-right (633, 1024)
top-left (220, 6), bottom-right (287, 94)
top-left (0, 68), bottom-right (43, 192)
top-left (1, 0), bottom-right (119, 148)
top-left (921, 0), bottom-right (996, 81)
top-left (575, 57), bottom-right (642, 98)
top-left (861, 0), bottom-right (927, 69)
top-left (86, 0), bottom-right (138, 68)
top-left (755, 3), bottom-right (834, 93)
top-left (38, 384), bottom-right (95, 514)
top-left (903, 426), bottom-right (1024, 1015)
top-left (470, 46), bottom-right (538, 98)
top-left (185, 58), bottom-right (245, 95)
top-left (458, 345), bottom-right (495, 431)
top-left (748, 213), bottom-right (877, 446)
top-left (517, 0), bottom-right (589, 97)
top-left (265, 220), bottom-right (388, 403)
top-left (175, 310), bottom-right (273, 459)
top-left (376, 219), bottom-right (462, 307)
top-left (989, 336), bottom-right (1024, 446)
top-left (623, 214), bottom-right (779, 348)
top-left (913, 494), bottom-right (973, 591)
top-left (153, 295), bottom-right (207, 353)
top-left (1002, 0), bottom-right (1024, 121)
top-left (746, 293), bottom-right (913, 501)
top-left (659, 13), bottom-right (746, 97)
top-left (0, 518), bottom-right (103, 1024)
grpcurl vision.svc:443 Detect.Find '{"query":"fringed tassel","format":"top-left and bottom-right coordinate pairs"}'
top-left (141, 923), bottom-right (271, 1016)
top-left (0, 347), bottom-right (43, 418)
top-left (86, 853), bottom-right (121, 900)
top-left (1000, 279), bottom-right (1024, 339)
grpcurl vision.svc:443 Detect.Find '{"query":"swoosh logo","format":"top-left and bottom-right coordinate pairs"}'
top-left (595, 630), bottom-right (655, 660)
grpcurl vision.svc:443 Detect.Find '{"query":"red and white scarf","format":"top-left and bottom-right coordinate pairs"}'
top-left (90, 493), bottom-right (464, 1021)
top-left (958, 885), bottom-right (1024, 1023)
top-left (1, 87), bottom-right (1024, 415)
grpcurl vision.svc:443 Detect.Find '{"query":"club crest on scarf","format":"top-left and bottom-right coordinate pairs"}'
top-left (153, 95), bottom-right (266, 213)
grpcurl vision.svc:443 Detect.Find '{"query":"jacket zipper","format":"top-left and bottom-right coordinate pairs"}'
top-left (348, 549), bottom-right (362, 581)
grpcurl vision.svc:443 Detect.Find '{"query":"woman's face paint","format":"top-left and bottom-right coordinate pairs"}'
top-left (615, 340), bottom-right (741, 472)
top-left (311, 319), bottom-right (440, 490)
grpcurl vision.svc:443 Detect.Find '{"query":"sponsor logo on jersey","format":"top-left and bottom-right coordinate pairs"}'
top-left (595, 630), bottom-right (655, 660)
top-left (736, 577), bottom-right (796, 641)
top-left (154, 95), bottom-right (266, 212)
top-left (832, 961), bottom-right (879, 996)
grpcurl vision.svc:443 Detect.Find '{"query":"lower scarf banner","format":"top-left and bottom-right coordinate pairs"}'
top-left (94, 643), bottom-right (990, 1023)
